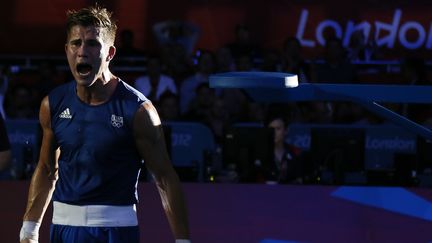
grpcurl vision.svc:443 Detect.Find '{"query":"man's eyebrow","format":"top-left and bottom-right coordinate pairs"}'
top-left (69, 38), bottom-right (81, 43)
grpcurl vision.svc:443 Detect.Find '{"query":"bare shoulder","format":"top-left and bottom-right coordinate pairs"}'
top-left (133, 101), bottom-right (162, 136)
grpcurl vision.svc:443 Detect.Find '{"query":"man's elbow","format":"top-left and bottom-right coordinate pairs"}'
top-left (154, 167), bottom-right (181, 188)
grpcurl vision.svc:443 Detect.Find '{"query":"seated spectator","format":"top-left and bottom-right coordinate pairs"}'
top-left (157, 91), bottom-right (181, 122)
top-left (266, 116), bottom-right (303, 184)
top-left (235, 52), bottom-right (255, 72)
top-left (160, 42), bottom-right (195, 85)
top-left (0, 66), bottom-right (10, 118)
top-left (296, 101), bottom-right (333, 124)
top-left (184, 82), bottom-right (215, 122)
top-left (217, 52), bottom-right (255, 123)
top-left (5, 85), bottom-right (38, 119)
top-left (34, 60), bottom-right (61, 106)
top-left (247, 102), bottom-right (268, 124)
top-left (314, 37), bottom-right (362, 123)
top-left (401, 57), bottom-right (432, 125)
top-left (153, 20), bottom-right (201, 55)
top-left (215, 46), bottom-right (235, 73)
top-left (347, 30), bottom-right (380, 62)
top-left (281, 37), bottom-right (312, 83)
top-left (225, 24), bottom-right (262, 60)
top-left (314, 37), bottom-right (357, 83)
top-left (115, 29), bottom-right (146, 57)
top-left (134, 54), bottom-right (177, 103)
top-left (179, 50), bottom-right (216, 114)
top-left (0, 114), bottom-right (11, 179)
top-left (112, 29), bottom-right (147, 69)
top-left (205, 97), bottom-right (230, 145)
top-left (259, 49), bottom-right (280, 72)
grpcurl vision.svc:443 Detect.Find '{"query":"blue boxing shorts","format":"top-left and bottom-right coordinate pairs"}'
top-left (50, 201), bottom-right (140, 243)
top-left (50, 225), bottom-right (139, 243)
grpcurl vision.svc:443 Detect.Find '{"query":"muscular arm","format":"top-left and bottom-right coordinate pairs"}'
top-left (23, 96), bottom-right (58, 222)
top-left (133, 101), bottom-right (190, 239)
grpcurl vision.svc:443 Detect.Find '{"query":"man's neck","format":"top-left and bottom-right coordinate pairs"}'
top-left (76, 74), bottom-right (118, 105)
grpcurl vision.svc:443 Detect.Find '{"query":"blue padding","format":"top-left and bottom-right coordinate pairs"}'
top-left (332, 186), bottom-right (432, 221)
top-left (165, 122), bottom-right (216, 181)
top-left (242, 83), bottom-right (432, 103)
top-left (209, 71), bottom-right (296, 88)
top-left (286, 123), bottom-right (417, 170)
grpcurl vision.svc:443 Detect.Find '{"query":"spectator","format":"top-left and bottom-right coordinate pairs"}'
top-left (347, 30), bottom-right (380, 62)
top-left (247, 102), bottom-right (268, 124)
top-left (115, 29), bottom-right (146, 57)
top-left (281, 37), bottom-right (312, 83)
top-left (112, 29), bottom-right (147, 69)
top-left (153, 20), bottom-right (200, 55)
top-left (225, 24), bottom-right (261, 60)
top-left (160, 42), bottom-right (194, 84)
top-left (314, 37), bottom-right (357, 83)
top-left (314, 37), bottom-right (362, 123)
top-left (134, 54), bottom-right (177, 103)
top-left (401, 57), bottom-right (432, 125)
top-left (215, 46), bottom-right (235, 73)
top-left (296, 101), bottom-right (333, 124)
top-left (179, 50), bottom-right (216, 114)
top-left (235, 52), bottom-right (255, 72)
top-left (260, 49), bottom-right (280, 72)
top-left (0, 66), bottom-right (10, 118)
top-left (197, 97), bottom-right (230, 145)
top-left (0, 114), bottom-right (11, 179)
top-left (6, 85), bottom-right (38, 119)
top-left (266, 115), bottom-right (303, 184)
top-left (184, 82), bottom-right (215, 123)
top-left (157, 91), bottom-right (181, 122)
top-left (33, 61), bottom-right (60, 106)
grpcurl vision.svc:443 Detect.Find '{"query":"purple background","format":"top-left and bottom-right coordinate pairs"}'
top-left (3, 181), bottom-right (432, 243)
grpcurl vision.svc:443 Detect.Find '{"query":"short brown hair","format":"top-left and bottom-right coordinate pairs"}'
top-left (66, 4), bottom-right (117, 44)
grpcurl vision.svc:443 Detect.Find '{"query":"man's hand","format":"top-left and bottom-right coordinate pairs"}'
top-left (19, 221), bottom-right (40, 243)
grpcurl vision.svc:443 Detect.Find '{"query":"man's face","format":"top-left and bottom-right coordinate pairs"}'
top-left (65, 25), bottom-right (115, 87)
top-left (269, 118), bottom-right (286, 145)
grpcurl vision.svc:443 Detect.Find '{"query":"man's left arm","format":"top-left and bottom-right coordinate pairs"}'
top-left (133, 101), bottom-right (190, 241)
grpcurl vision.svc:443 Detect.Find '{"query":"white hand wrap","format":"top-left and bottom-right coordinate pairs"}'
top-left (175, 240), bottom-right (191, 243)
top-left (19, 221), bottom-right (40, 241)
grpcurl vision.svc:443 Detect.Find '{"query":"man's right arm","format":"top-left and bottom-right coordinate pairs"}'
top-left (20, 96), bottom-right (58, 243)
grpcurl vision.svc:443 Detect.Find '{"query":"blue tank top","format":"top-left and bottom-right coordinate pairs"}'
top-left (49, 80), bottom-right (147, 205)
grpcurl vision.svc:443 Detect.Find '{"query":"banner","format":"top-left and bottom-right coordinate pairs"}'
top-left (1, 0), bottom-right (431, 58)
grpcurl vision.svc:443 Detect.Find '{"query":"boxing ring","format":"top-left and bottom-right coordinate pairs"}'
top-left (209, 71), bottom-right (432, 140)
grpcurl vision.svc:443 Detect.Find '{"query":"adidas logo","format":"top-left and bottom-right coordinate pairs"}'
top-left (59, 108), bottom-right (72, 119)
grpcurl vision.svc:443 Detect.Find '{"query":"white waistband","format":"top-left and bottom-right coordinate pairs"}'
top-left (52, 201), bottom-right (138, 227)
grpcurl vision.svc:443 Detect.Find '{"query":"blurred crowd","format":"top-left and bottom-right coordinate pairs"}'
top-left (1, 21), bottom-right (432, 183)
top-left (2, 22), bottom-right (431, 133)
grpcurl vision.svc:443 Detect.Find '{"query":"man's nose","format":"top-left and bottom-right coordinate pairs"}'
top-left (77, 44), bottom-right (88, 57)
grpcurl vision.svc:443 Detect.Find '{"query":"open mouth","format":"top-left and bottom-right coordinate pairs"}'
top-left (76, 63), bottom-right (93, 76)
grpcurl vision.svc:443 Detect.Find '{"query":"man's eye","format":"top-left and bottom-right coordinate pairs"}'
top-left (70, 41), bottom-right (81, 46)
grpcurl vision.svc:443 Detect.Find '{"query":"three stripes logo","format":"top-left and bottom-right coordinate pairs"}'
top-left (59, 108), bottom-right (72, 119)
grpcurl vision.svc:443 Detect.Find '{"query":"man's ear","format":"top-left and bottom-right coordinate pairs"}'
top-left (107, 46), bottom-right (116, 61)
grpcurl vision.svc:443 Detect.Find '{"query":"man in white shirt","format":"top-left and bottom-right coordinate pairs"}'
top-left (134, 55), bottom-right (177, 102)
